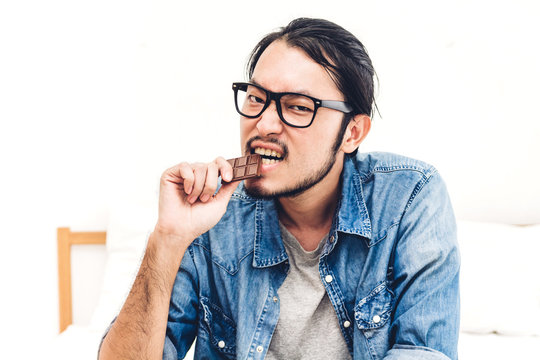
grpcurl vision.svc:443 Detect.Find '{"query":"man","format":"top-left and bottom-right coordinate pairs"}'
top-left (99, 18), bottom-right (459, 360)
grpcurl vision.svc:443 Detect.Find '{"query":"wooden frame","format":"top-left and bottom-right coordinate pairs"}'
top-left (57, 227), bottom-right (106, 333)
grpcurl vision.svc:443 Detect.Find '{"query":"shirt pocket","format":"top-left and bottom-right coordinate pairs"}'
top-left (354, 281), bottom-right (394, 330)
top-left (199, 296), bottom-right (237, 358)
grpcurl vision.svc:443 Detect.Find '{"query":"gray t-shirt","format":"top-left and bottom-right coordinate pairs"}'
top-left (265, 223), bottom-right (351, 360)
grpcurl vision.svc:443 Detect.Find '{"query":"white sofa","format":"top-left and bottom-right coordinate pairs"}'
top-left (457, 221), bottom-right (540, 358)
top-left (48, 202), bottom-right (540, 359)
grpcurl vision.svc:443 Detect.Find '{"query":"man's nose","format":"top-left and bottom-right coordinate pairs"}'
top-left (256, 100), bottom-right (284, 136)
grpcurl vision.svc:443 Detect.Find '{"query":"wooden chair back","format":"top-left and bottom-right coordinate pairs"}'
top-left (57, 227), bottom-right (106, 333)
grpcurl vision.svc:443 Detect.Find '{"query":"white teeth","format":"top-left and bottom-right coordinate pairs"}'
top-left (253, 147), bottom-right (283, 158)
top-left (261, 158), bottom-right (279, 165)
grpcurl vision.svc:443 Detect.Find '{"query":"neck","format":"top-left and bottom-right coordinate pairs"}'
top-left (277, 155), bottom-right (344, 250)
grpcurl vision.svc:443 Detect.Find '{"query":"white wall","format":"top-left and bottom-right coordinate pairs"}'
top-left (1, 0), bottom-right (539, 358)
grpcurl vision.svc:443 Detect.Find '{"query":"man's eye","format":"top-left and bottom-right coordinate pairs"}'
top-left (290, 105), bottom-right (313, 112)
top-left (248, 95), bottom-right (265, 104)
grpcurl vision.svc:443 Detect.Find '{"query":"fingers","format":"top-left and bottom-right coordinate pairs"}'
top-left (162, 162), bottom-right (195, 194)
top-left (215, 156), bottom-right (233, 182)
top-left (164, 157), bottom-right (235, 204)
top-left (198, 162), bottom-right (219, 203)
top-left (188, 164), bottom-right (208, 203)
top-left (194, 157), bottom-right (235, 203)
top-left (178, 163), bottom-right (195, 195)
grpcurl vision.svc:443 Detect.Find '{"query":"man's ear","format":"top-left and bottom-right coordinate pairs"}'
top-left (340, 114), bottom-right (371, 154)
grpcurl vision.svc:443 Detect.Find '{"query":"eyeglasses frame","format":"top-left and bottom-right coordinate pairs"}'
top-left (232, 82), bottom-right (353, 128)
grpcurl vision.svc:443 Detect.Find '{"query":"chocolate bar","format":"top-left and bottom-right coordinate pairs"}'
top-left (225, 154), bottom-right (261, 181)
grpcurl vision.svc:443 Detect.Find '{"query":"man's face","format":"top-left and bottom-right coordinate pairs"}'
top-left (240, 40), bottom-right (348, 198)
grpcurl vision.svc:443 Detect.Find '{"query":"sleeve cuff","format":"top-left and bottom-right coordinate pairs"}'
top-left (384, 345), bottom-right (452, 360)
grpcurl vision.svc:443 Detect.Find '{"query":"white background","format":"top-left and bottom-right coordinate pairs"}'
top-left (1, 0), bottom-right (539, 358)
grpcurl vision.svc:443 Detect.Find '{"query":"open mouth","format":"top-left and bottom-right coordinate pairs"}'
top-left (252, 147), bottom-right (284, 165)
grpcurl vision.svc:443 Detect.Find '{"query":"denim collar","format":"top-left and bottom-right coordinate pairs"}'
top-left (335, 155), bottom-right (372, 239)
top-left (234, 155), bottom-right (372, 268)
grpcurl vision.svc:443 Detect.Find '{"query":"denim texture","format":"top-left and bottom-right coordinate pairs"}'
top-left (164, 152), bottom-right (460, 360)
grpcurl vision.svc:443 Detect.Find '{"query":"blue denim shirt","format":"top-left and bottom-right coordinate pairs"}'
top-left (164, 152), bottom-right (460, 360)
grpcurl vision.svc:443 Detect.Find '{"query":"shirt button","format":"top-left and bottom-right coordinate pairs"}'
top-left (329, 235), bottom-right (335, 243)
top-left (325, 275), bottom-right (333, 283)
top-left (273, 296), bottom-right (278, 303)
top-left (373, 315), bottom-right (381, 324)
top-left (218, 340), bottom-right (226, 348)
top-left (343, 320), bottom-right (351, 328)
top-left (256, 345), bottom-right (264, 353)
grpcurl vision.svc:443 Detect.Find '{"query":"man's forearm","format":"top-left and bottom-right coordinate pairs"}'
top-left (98, 231), bottom-right (189, 360)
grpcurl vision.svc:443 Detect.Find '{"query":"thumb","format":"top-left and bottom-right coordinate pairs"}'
top-left (214, 180), bottom-right (241, 203)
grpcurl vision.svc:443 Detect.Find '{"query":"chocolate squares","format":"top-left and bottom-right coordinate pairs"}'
top-left (226, 154), bottom-right (262, 181)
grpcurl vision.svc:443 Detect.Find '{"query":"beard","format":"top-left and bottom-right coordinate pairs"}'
top-left (245, 153), bottom-right (337, 199)
top-left (244, 132), bottom-right (342, 200)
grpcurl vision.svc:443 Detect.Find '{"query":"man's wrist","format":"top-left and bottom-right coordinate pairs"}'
top-left (150, 225), bottom-right (193, 254)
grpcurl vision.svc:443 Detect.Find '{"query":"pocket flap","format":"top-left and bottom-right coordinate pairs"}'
top-left (354, 282), bottom-right (393, 330)
top-left (200, 297), bottom-right (236, 356)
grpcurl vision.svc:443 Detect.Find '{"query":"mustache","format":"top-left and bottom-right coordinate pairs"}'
top-left (245, 136), bottom-right (288, 158)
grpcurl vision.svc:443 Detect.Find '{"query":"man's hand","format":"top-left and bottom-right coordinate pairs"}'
top-left (154, 156), bottom-right (240, 249)
top-left (99, 156), bottom-right (239, 360)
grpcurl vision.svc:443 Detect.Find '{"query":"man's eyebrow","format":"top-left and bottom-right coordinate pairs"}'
top-left (249, 78), bottom-right (316, 97)
top-left (250, 78), bottom-right (262, 87)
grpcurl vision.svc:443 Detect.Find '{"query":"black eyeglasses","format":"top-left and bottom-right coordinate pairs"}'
top-left (232, 82), bottom-right (353, 128)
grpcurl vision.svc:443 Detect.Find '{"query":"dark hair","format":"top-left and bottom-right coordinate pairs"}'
top-left (246, 18), bottom-right (378, 155)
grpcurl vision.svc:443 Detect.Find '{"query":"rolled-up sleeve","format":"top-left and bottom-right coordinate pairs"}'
top-left (385, 345), bottom-right (451, 360)
top-left (164, 244), bottom-right (200, 360)
top-left (385, 171), bottom-right (460, 359)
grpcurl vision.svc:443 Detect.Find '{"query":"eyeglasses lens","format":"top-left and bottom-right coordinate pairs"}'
top-left (235, 84), bottom-right (315, 127)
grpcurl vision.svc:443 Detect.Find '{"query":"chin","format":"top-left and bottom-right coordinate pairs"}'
top-left (244, 178), bottom-right (316, 200)
top-left (244, 179), bottom-right (276, 199)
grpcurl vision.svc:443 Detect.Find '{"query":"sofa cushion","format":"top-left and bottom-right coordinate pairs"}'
top-left (458, 220), bottom-right (540, 335)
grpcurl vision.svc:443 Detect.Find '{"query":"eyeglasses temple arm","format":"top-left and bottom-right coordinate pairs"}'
top-left (320, 100), bottom-right (353, 113)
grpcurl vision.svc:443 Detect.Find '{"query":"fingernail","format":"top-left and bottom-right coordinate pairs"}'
top-left (188, 196), bottom-right (196, 204)
top-left (200, 194), bottom-right (210, 202)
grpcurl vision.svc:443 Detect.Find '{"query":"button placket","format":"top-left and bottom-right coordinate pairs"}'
top-left (249, 286), bottom-right (281, 359)
top-left (319, 259), bottom-right (353, 350)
